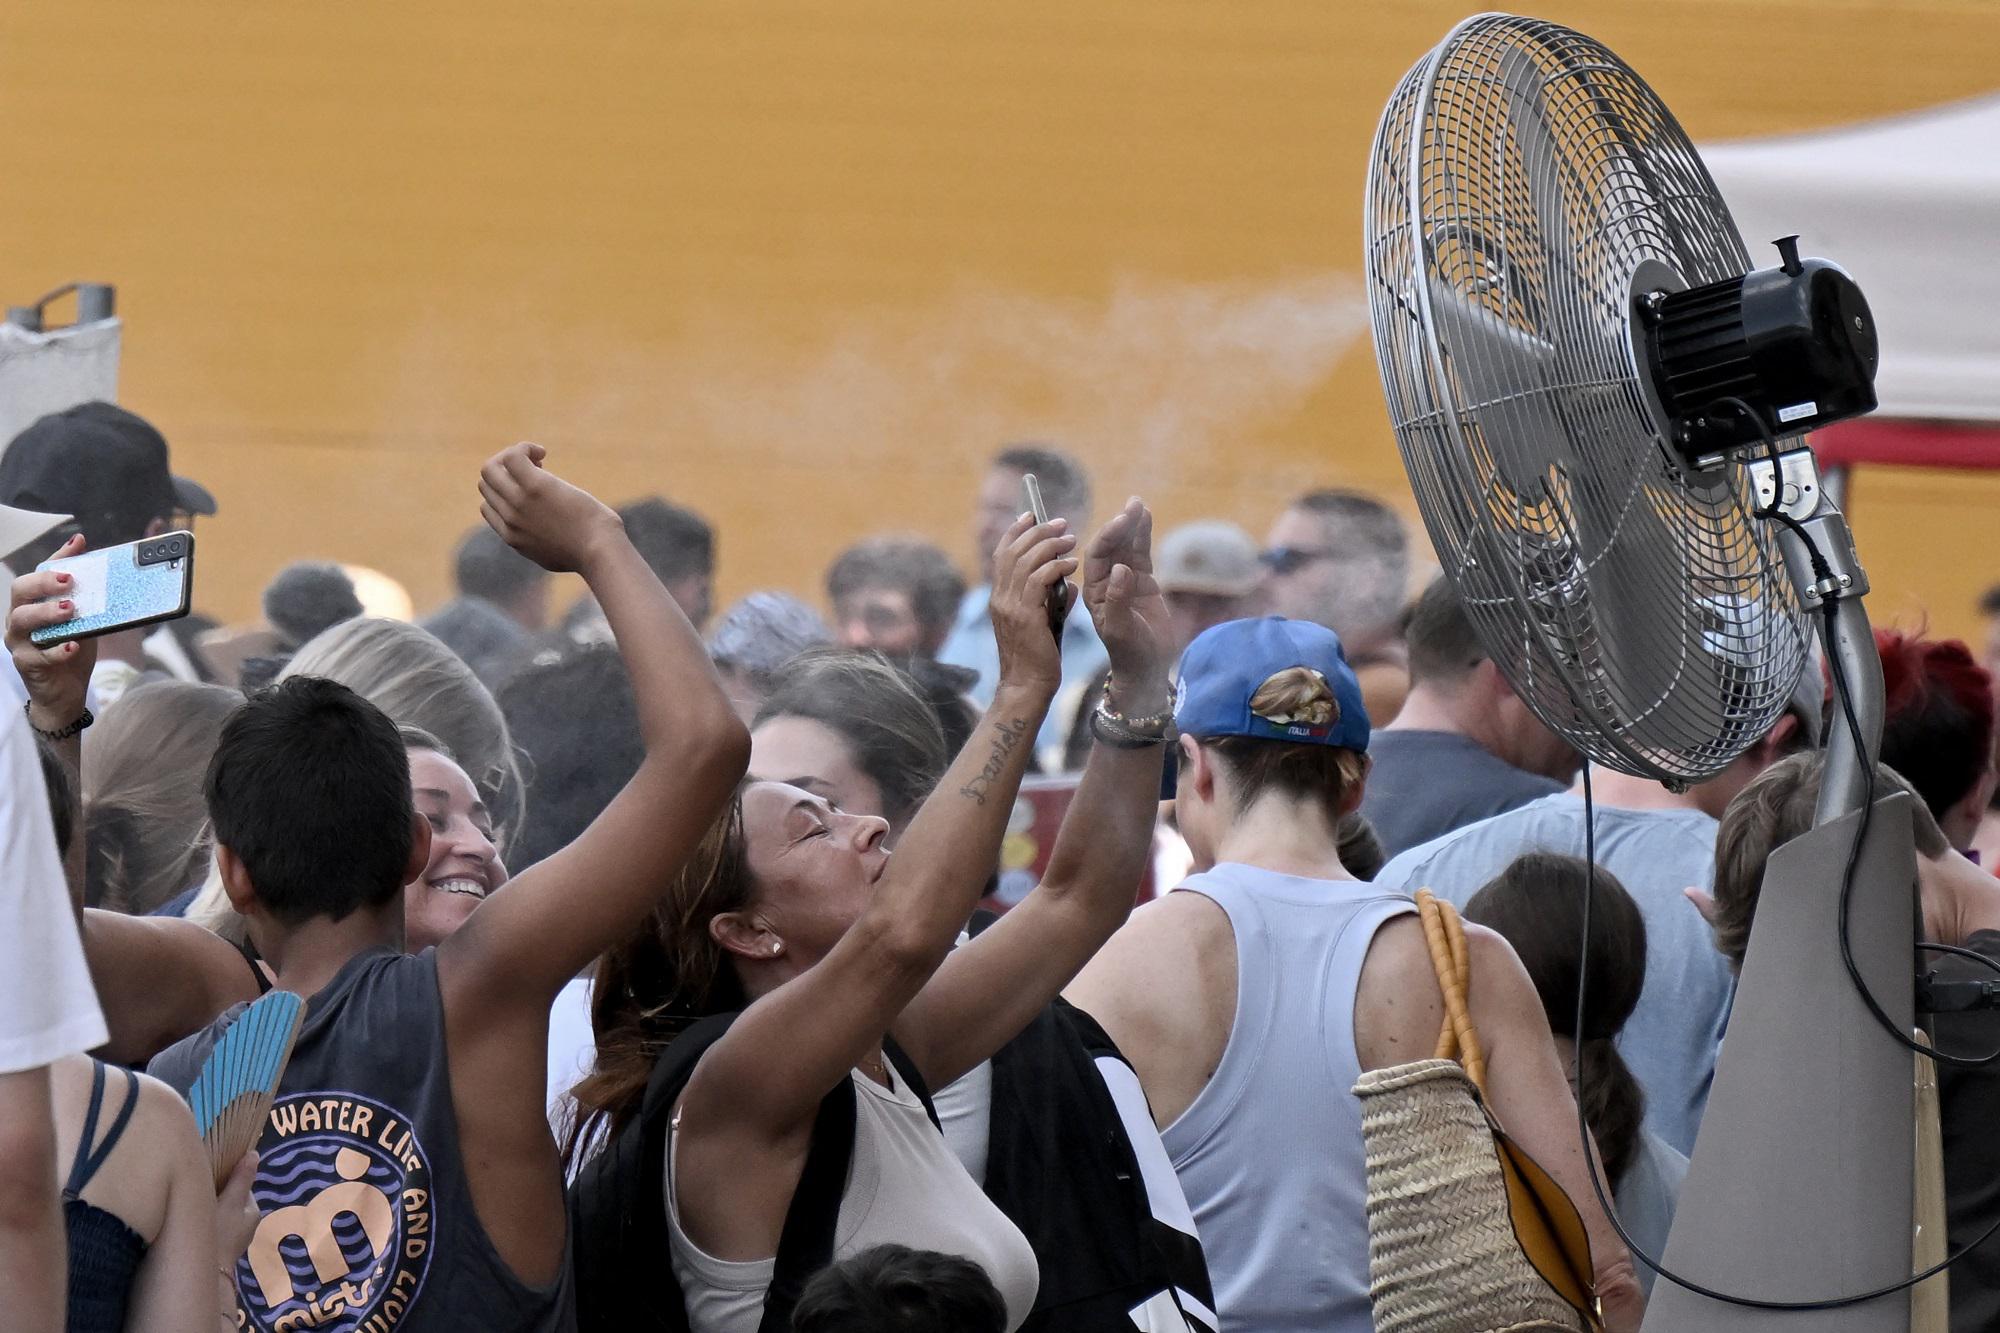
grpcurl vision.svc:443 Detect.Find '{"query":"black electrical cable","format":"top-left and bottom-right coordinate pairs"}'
top-left (1575, 762), bottom-right (2000, 1311)
top-left (1558, 399), bottom-right (2000, 1310)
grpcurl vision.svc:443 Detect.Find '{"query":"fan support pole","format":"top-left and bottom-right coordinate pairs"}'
top-left (1644, 460), bottom-right (1920, 1332)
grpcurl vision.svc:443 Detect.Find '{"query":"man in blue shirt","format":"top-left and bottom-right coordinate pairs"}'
top-left (939, 444), bottom-right (1107, 768)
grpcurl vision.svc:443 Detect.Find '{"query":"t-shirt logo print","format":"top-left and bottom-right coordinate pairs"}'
top-left (235, 1091), bottom-right (435, 1331)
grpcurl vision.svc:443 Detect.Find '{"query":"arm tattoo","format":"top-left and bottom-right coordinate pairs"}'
top-left (959, 717), bottom-right (1030, 806)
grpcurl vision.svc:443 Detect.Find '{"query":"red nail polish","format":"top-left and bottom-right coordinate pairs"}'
top-left (58, 600), bottom-right (72, 611)
top-left (55, 574), bottom-right (70, 585)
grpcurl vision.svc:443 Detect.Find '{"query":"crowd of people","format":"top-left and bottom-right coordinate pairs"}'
top-left (2, 398), bottom-right (1998, 1333)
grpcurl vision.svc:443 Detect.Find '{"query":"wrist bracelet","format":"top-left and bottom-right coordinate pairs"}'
top-left (1099, 674), bottom-right (1173, 733)
top-left (24, 701), bottom-right (91, 742)
top-left (1090, 696), bottom-right (1173, 749)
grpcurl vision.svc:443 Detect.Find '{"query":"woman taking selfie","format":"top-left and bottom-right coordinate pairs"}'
top-left (570, 500), bottom-right (1173, 1332)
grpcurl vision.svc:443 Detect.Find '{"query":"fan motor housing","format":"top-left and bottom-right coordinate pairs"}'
top-left (1645, 237), bottom-right (1879, 466)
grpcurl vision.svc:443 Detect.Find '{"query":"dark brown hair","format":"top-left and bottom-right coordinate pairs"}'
top-left (563, 791), bottom-right (753, 1164)
top-left (753, 650), bottom-right (948, 830)
top-left (1464, 852), bottom-right (1647, 1183)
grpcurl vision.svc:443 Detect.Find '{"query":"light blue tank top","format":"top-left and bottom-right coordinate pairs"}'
top-left (1161, 862), bottom-right (1415, 1333)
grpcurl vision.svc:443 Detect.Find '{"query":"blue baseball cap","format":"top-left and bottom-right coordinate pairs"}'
top-left (1163, 617), bottom-right (1371, 798)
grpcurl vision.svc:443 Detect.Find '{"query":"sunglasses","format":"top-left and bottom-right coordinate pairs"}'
top-left (1259, 546), bottom-right (1338, 576)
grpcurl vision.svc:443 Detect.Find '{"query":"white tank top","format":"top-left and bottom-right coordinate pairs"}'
top-left (665, 1064), bottom-right (1040, 1332)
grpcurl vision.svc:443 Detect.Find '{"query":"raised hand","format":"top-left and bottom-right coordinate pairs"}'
top-left (5, 533), bottom-right (96, 729)
top-left (989, 511), bottom-right (1078, 698)
top-left (477, 443), bottom-right (625, 576)
top-left (1082, 498), bottom-right (1171, 713)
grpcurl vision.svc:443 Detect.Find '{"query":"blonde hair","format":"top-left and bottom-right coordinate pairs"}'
top-left (82, 681), bottom-right (241, 913)
top-left (279, 618), bottom-right (525, 842)
top-left (1248, 665), bottom-right (1340, 728)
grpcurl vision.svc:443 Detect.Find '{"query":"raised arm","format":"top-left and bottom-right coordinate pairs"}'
top-left (894, 498), bottom-right (1172, 1088)
top-left (7, 555), bottom-right (261, 1064)
top-left (680, 512), bottom-right (1074, 1147)
top-left (438, 442), bottom-right (751, 1014)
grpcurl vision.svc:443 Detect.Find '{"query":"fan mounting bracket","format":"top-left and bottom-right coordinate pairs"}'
top-left (1624, 259), bottom-right (1699, 481)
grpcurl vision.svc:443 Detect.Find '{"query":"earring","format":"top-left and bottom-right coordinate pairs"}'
top-left (769, 941), bottom-right (782, 956)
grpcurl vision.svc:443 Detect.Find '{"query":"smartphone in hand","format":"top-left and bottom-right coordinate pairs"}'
top-left (31, 531), bottom-right (196, 646)
top-left (1021, 475), bottom-right (1068, 644)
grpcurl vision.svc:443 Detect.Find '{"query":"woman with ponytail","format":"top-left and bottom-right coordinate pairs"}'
top-left (1464, 851), bottom-right (1686, 1293)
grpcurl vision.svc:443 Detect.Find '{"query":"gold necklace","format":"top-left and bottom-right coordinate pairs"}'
top-left (860, 1050), bottom-right (888, 1083)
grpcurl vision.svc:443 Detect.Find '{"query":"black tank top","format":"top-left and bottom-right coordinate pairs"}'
top-left (149, 947), bottom-right (574, 1332)
top-left (64, 1061), bottom-right (146, 1333)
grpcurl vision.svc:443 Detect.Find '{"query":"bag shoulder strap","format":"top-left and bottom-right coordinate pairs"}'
top-left (1416, 889), bottom-right (1488, 1094)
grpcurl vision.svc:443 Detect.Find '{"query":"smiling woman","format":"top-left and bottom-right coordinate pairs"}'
top-left (400, 728), bottom-right (510, 953)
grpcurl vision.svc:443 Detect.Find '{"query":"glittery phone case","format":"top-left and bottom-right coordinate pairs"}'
top-left (31, 531), bottom-right (195, 646)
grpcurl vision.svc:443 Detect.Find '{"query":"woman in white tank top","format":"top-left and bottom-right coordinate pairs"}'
top-left (570, 499), bottom-right (1177, 1332)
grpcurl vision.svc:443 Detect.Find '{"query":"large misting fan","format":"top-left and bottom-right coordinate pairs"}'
top-left (1366, 14), bottom-right (1922, 1332)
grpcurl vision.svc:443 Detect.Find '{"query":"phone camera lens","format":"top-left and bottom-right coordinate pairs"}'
top-left (167, 538), bottom-right (183, 556)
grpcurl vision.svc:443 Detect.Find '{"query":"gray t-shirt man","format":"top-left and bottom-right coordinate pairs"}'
top-left (1359, 729), bottom-right (1564, 860)
top-left (1374, 792), bottom-right (1730, 1156)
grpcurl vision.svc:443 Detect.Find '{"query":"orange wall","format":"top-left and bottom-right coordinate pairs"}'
top-left (1, 2), bottom-right (1994, 641)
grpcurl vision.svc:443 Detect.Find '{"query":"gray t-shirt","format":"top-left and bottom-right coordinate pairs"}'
top-left (1374, 793), bottom-right (1730, 1156)
top-left (1359, 729), bottom-right (1564, 860)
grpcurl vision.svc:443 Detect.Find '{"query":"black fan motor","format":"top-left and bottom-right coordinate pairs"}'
top-left (1643, 236), bottom-right (1879, 467)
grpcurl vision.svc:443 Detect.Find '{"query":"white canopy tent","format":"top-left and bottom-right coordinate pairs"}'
top-left (1700, 94), bottom-right (2000, 427)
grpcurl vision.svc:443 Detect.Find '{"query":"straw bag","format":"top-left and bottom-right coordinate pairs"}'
top-left (1353, 891), bottom-right (1603, 1333)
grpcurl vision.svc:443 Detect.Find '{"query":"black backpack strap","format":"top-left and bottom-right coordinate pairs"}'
top-left (570, 1013), bottom-right (739, 1333)
top-left (757, 1076), bottom-right (858, 1333)
top-left (882, 1036), bottom-right (941, 1131)
top-left (571, 1011), bottom-right (876, 1333)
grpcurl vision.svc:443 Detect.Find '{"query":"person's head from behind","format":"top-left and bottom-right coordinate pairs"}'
top-left (1684, 657), bottom-right (1824, 821)
top-left (1171, 617), bottom-right (1372, 872)
top-left (1711, 750), bottom-right (1950, 974)
top-left (206, 678), bottom-right (425, 948)
top-left (1876, 629), bottom-right (1996, 850)
top-left (973, 444), bottom-right (1089, 584)
top-left (400, 725), bottom-right (508, 951)
top-left (263, 561), bottom-right (364, 653)
top-left (82, 680), bottom-right (241, 913)
top-left (620, 497), bottom-right (715, 631)
top-left (453, 523), bottom-right (552, 633)
top-left (1404, 574), bottom-right (1579, 783)
top-left (707, 592), bottom-right (834, 722)
top-left (280, 616), bottom-right (526, 848)
top-left (750, 649), bottom-right (948, 844)
top-left (1155, 520), bottom-right (1263, 656)
top-left (0, 402), bottom-right (176, 569)
top-left (825, 537), bottom-right (965, 659)
top-left (1463, 852), bottom-right (1648, 1181)
top-left (496, 646), bottom-right (644, 872)
top-left (1261, 489), bottom-right (1410, 657)
top-left (792, 1245), bottom-right (1007, 1333)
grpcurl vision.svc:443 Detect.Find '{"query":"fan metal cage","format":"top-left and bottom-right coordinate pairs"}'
top-left (1365, 13), bottom-right (1811, 784)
